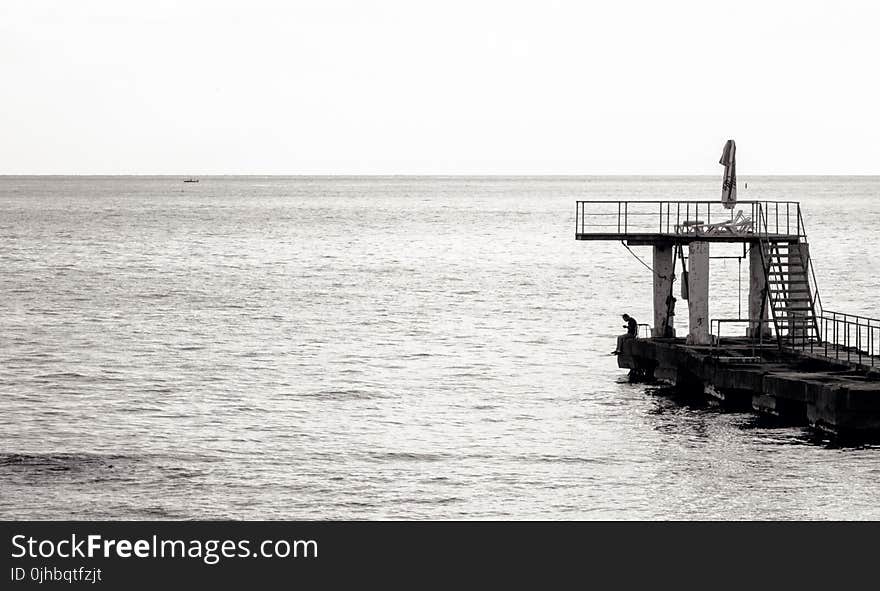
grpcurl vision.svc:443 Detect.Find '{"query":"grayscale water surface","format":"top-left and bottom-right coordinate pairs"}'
top-left (2, 176), bottom-right (880, 519)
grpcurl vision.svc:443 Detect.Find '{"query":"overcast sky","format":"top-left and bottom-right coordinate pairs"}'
top-left (1, 1), bottom-right (877, 174)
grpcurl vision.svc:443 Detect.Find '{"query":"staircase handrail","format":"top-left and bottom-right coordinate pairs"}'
top-left (795, 206), bottom-right (824, 319)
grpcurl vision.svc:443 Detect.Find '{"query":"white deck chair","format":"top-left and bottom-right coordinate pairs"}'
top-left (702, 210), bottom-right (753, 234)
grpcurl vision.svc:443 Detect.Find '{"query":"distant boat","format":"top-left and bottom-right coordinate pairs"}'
top-left (183, 178), bottom-right (199, 183)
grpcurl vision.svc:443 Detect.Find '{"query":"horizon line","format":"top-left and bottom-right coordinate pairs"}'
top-left (3, 173), bottom-right (880, 178)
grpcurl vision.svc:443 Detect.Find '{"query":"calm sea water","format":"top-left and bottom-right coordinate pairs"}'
top-left (2, 176), bottom-right (880, 520)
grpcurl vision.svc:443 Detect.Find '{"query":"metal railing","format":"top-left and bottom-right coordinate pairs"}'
top-left (710, 318), bottom-right (773, 358)
top-left (796, 206), bottom-right (824, 320)
top-left (818, 311), bottom-right (880, 368)
top-left (575, 200), bottom-right (805, 238)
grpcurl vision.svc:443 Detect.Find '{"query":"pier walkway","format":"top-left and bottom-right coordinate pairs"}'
top-left (618, 336), bottom-right (880, 435)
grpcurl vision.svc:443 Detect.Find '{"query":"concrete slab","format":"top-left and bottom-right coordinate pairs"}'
top-left (617, 337), bottom-right (880, 437)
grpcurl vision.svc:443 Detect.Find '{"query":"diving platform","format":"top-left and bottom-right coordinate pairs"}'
top-left (577, 198), bottom-right (880, 438)
top-left (575, 200), bottom-right (804, 244)
top-left (576, 232), bottom-right (802, 245)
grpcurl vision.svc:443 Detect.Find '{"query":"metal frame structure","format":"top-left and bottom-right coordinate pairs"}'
top-left (576, 199), bottom-right (880, 369)
top-left (575, 200), bottom-right (804, 242)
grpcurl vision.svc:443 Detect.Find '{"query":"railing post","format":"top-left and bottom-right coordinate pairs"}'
top-left (834, 319), bottom-right (838, 359)
top-left (824, 316), bottom-right (828, 357)
top-left (846, 318), bottom-right (850, 362)
top-left (856, 320), bottom-right (862, 365)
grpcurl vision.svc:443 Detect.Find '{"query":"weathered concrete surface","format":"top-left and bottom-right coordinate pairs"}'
top-left (748, 244), bottom-right (770, 337)
top-left (786, 242), bottom-right (811, 340)
top-left (686, 242), bottom-right (710, 345)
top-left (652, 244), bottom-right (675, 337)
top-left (617, 337), bottom-right (880, 437)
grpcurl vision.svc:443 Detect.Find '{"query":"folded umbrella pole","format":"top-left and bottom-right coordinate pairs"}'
top-left (720, 139), bottom-right (737, 210)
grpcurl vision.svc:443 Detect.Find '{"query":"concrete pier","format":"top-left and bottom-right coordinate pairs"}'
top-left (618, 337), bottom-right (880, 437)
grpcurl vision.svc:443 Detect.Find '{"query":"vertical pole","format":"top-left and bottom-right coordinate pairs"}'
top-left (617, 202), bottom-right (621, 234)
top-left (574, 201), bottom-right (586, 234)
top-left (825, 317), bottom-right (829, 357)
top-left (859, 323), bottom-right (863, 366)
top-left (836, 319), bottom-right (840, 360)
top-left (847, 320), bottom-right (850, 362)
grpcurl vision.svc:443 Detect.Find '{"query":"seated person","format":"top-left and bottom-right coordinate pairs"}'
top-left (613, 314), bottom-right (638, 354)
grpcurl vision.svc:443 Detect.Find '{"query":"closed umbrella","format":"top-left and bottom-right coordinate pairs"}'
top-left (720, 139), bottom-right (736, 209)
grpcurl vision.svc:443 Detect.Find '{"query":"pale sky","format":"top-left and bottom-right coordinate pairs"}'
top-left (1, 1), bottom-right (877, 174)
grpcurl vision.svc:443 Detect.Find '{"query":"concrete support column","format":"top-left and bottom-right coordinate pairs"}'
top-left (788, 242), bottom-right (811, 340)
top-left (686, 241), bottom-right (710, 345)
top-left (748, 243), bottom-right (771, 337)
top-left (652, 244), bottom-right (675, 338)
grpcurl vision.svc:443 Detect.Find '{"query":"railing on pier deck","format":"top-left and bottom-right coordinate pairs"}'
top-left (709, 315), bottom-right (880, 369)
top-left (711, 319), bottom-right (772, 359)
top-left (575, 200), bottom-right (805, 240)
top-left (708, 313), bottom-right (880, 369)
top-left (817, 311), bottom-right (880, 368)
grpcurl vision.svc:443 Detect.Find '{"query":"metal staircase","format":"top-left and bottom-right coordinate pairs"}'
top-left (759, 241), bottom-right (821, 349)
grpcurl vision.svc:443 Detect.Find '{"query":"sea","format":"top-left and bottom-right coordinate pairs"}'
top-left (2, 175), bottom-right (880, 520)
